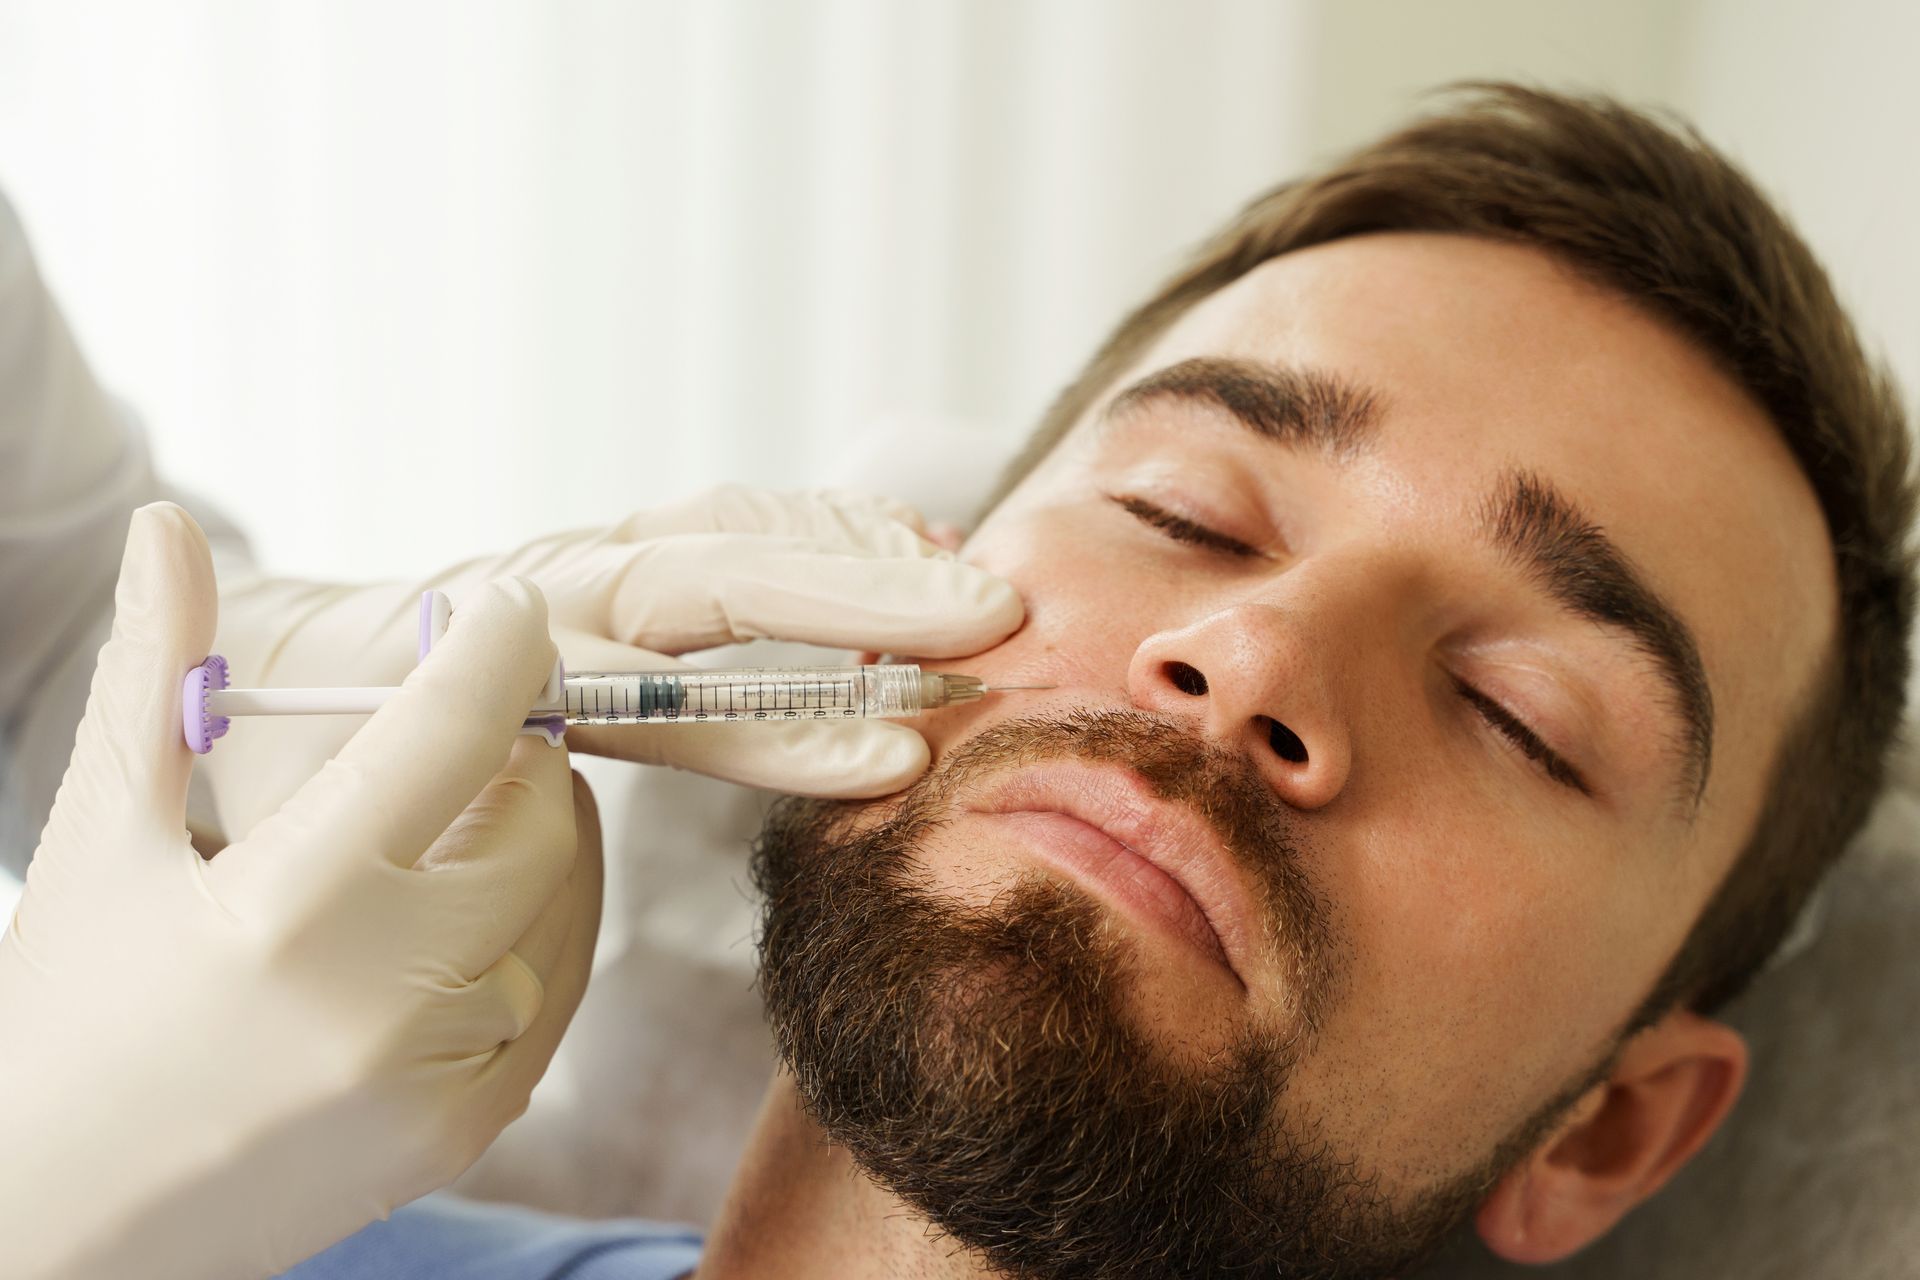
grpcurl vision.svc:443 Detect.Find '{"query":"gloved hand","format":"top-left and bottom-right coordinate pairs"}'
top-left (0, 504), bottom-right (604, 1280)
top-left (202, 485), bottom-right (1023, 843)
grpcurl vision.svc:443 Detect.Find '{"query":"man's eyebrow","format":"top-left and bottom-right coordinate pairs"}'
top-left (1104, 357), bottom-right (1382, 459)
top-left (1482, 470), bottom-right (1715, 806)
top-left (1105, 358), bottom-right (1713, 805)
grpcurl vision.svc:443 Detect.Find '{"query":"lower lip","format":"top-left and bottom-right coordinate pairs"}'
top-left (979, 811), bottom-right (1232, 972)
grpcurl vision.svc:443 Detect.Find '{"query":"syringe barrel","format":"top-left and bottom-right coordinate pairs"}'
top-left (554, 664), bottom-right (933, 725)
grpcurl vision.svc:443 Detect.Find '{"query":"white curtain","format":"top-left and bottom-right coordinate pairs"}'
top-left (0, 0), bottom-right (1308, 579)
top-left (2, 1), bottom-right (1911, 586)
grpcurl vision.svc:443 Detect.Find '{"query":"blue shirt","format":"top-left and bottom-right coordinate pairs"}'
top-left (282, 1195), bottom-right (703, 1280)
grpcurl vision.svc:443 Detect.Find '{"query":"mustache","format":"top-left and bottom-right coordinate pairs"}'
top-left (919, 707), bottom-right (1340, 1038)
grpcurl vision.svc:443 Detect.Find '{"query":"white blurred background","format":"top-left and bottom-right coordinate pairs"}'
top-left (0, 0), bottom-right (1913, 582)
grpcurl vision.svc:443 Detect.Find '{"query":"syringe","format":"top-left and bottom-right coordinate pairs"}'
top-left (180, 590), bottom-right (1052, 754)
top-left (185, 663), bottom-right (1044, 753)
top-left (202, 664), bottom-right (1022, 725)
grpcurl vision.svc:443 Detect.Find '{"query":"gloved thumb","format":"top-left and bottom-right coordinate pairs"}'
top-left (35, 503), bottom-right (216, 859)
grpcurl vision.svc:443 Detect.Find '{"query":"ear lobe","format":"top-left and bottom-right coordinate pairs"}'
top-left (1475, 1011), bottom-right (1748, 1264)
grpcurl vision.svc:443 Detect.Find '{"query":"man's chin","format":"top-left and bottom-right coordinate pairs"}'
top-left (750, 791), bottom-right (1492, 1280)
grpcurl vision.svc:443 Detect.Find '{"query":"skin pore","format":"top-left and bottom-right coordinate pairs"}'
top-left (695, 233), bottom-right (1838, 1277)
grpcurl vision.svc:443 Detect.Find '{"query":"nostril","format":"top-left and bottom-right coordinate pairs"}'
top-left (1165, 662), bottom-right (1209, 697)
top-left (1268, 718), bottom-right (1309, 764)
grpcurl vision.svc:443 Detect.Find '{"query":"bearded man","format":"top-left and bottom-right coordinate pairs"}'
top-left (293, 83), bottom-right (1915, 1280)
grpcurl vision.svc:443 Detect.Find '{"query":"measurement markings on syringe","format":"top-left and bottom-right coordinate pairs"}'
top-left (561, 670), bottom-right (873, 724)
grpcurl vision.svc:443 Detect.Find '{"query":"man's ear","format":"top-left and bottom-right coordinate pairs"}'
top-left (1475, 1009), bottom-right (1747, 1264)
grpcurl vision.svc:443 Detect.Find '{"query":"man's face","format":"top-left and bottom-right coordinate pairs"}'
top-left (755, 233), bottom-right (1835, 1274)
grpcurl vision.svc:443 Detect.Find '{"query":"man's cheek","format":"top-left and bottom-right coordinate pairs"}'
top-left (912, 696), bottom-right (997, 763)
top-left (776, 793), bottom-right (909, 861)
top-left (890, 655), bottom-right (1032, 762)
top-left (1327, 820), bottom-right (1617, 1102)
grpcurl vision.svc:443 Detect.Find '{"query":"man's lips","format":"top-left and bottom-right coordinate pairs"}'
top-left (965, 762), bottom-right (1258, 986)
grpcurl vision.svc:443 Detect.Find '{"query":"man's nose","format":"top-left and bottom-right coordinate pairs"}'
top-left (1124, 601), bottom-right (1354, 810)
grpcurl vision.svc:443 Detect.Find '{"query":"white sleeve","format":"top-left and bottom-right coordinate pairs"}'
top-left (0, 190), bottom-right (163, 876)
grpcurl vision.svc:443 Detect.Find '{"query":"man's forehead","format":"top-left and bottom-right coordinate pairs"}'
top-left (1150, 233), bottom-right (1658, 392)
top-left (1081, 232), bottom-right (1839, 833)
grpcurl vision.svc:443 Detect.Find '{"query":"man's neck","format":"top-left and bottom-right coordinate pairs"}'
top-left (694, 1071), bottom-right (993, 1280)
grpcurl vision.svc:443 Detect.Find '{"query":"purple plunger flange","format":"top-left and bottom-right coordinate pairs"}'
top-left (178, 593), bottom-right (562, 755)
top-left (182, 654), bottom-right (231, 754)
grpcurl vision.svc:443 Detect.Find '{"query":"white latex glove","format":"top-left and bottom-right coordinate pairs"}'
top-left (202, 485), bottom-right (1023, 843)
top-left (0, 504), bottom-right (604, 1280)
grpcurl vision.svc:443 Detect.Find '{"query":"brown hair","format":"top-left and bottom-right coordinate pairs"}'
top-left (986, 83), bottom-right (1916, 1021)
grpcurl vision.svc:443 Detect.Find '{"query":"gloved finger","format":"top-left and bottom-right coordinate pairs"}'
top-left (398, 769), bottom-right (595, 1062)
top-left (549, 625), bottom-right (680, 675)
top-left (604, 534), bottom-right (1024, 657)
top-left (499, 770), bottom-right (600, 985)
top-left (809, 487), bottom-right (932, 537)
top-left (610, 484), bottom-right (930, 544)
top-left (35, 504), bottom-right (216, 857)
top-left (468, 771), bottom-right (604, 1121)
top-left (544, 495), bottom-right (949, 641)
top-left (573, 717), bottom-right (931, 797)
top-left (412, 735), bottom-right (580, 981)
top-left (434, 943), bottom-right (549, 1059)
top-left (218, 578), bottom-right (559, 890)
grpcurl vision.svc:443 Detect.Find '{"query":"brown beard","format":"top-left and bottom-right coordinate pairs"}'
top-left (752, 709), bottom-right (1541, 1278)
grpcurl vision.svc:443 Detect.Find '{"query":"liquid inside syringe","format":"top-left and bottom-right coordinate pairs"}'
top-left (551, 665), bottom-right (1006, 725)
